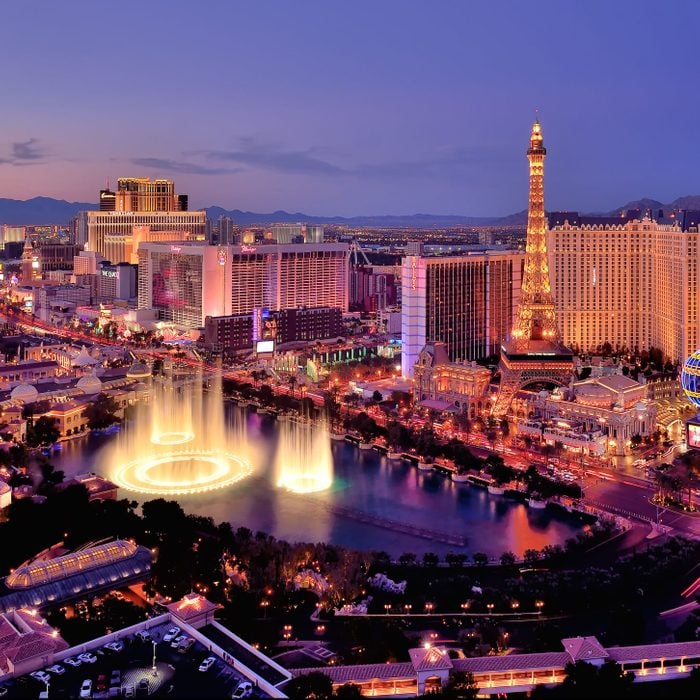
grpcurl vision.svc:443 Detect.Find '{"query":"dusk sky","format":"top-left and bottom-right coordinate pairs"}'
top-left (2, 0), bottom-right (700, 216)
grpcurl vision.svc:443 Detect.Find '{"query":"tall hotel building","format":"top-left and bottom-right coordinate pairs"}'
top-left (138, 242), bottom-right (349, 328)
top-left (74, 178), bottom-right (205, 262)
top-left (547, 212), bottom-right (700, 363)
top-left (401, 248), bottom-right (523, 378)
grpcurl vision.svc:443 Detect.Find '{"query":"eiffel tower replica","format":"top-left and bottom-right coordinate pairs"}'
top-left (491, 120), bottom-right (573, 417)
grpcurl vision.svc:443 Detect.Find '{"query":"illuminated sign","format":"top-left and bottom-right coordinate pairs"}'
top-left (241, 245), bottom-right (257, 253)
top-left (170, 245), bottom-right (182, 254)
top-left (256, 340), bottom-right (275, 354)
top-left (101, 270), bottom-right (118, 278)
top-left (688, 422), bottom-right (700, 449)
top-left (217, 248), bottom-right (227, 266)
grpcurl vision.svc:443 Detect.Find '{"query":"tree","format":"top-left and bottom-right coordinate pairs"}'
top-left (334, 684), bottom-right (363, 700)
top-left (285, 672), bottom-right (334, 700)
top-left (372, 390), bottom-right (383, 403)
top-left (499, 551), bottom-right (517, 567)
top-left (398, 552), bottom-right (417, 566)
top-left (472, 552), bottom-right (488, 567)
top-left (442, 671), bottom-right (479, 700)
top-left (26, 415), bottom-right (60, 447)
top-left (523, 548), bottom-right (541, 566)
top-left (422, 552), bottom-right (439, 567)
top-left (83, 393), bottom-right (120, 430)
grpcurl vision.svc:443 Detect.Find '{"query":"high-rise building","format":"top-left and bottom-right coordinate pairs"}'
top-left (138, 242), bottom-right (349, 328)
top-left (99, 189), bottom-right (116, 211)
top-left (114, 178), bottom-right (180, 212)
top-left (268, 224), bottom-right (324, 244)
top-left (1, 225), bottom-right (25, 252)
top-left (548, 212), bottom-right (700, 363)
top-left (76, 178), bottom-right (204, 260)
top-left (401, 250), bottom-right (523, 378)
top-left (492, 121), bottom-right (573, 416)
top-left (138, 243), bottom-right (231, 327)
top-left (229, 243), bottom-right (349, 315)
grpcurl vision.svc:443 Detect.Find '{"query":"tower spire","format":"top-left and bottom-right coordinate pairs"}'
top-left (491, 120), bottom-right (573, 417)
top-left (510, 119), bottom-right (559, 350)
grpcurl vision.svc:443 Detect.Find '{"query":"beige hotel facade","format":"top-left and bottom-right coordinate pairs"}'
top-left (548, 213), bottom-right (700, 364)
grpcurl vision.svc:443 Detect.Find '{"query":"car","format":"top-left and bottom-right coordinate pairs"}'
top-left (78, 652), bottom-right (98, 664)
top-left (47, 664), bottom-right (65, 675)
top-left (232, 681), bottom-right (253, 699)
top-left (135, 629), bottom-right (151, 641)
top-left (96, 674), bottom-right (108, 692)
top-left (171, 634), bottom-right (187, 648)
top-left (64, 656), bottom-right (82, 667)
top-left (110, 670), bottom-right (122, 686)
top-left (80, 679), bottom-right (93, 699)
top-left (177, 637), bottom-right (195, 652)
top-left (104, 640), bottom-right (124, 652)
top-left (0, 686), bottom-right (8, 697)
top-left (30, 671), bottom-right (51, 684)
top-left (198, 656), bottom-right (216, 672)
top-left (162, 626), bottom-right (181, 643)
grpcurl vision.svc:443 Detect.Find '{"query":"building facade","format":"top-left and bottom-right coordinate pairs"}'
top-left (139, 242), bottom-right (349, 329)
top-left (547, 213), bottom-right (700, 363)
top-left (401, 250), bottom-right (523, 378)
top-left (229, 243), bottom-right (349, 315)
top-left (413, 342), bottom-right (492, 416)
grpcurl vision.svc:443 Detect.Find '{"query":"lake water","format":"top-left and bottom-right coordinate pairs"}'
top-left (46, 407), bottom-right (583, 558)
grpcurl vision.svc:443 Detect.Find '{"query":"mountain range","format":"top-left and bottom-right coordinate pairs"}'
top-left (3, 194), bottom-right (700, 228)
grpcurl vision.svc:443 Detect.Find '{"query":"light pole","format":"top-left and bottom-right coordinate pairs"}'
top-left (152, 640), bottom-right (158, 676)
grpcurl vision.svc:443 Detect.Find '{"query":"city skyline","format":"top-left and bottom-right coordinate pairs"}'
top-left (2, 1), bottom-right (700, 217)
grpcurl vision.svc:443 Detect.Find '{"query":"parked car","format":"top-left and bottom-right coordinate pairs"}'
top-left (162, 626), bottom-right (181, 643)
top-left (177, 637), bottom-right (196, 653)
top-left (46, 664), bottom-right (65, 675)
top-left (64, 657), bottom-right (82, 667)
top-left (232, 681), bottom-right (253, 699)
top-left (170, 634), bottom-right (187, 648)
top-left (96, 674), bottom-right (108, 692)
top-left (198, 656), bottom-right (216, 672)
top-left (30, 671), bottom-right (51, 685)
top-left (135, 629), bottom-right (151, 642)
top-left (78, 652), bottom-right (98, 664)
top-left (104, 640), bottom-right (124, 652)
top-left (110, 670), bottom-right (122, 686)
top-left (79, 679), bottom-right (93, 699)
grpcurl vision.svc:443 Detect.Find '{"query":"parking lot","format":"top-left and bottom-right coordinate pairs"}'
top-left (0, 621), bottom-right (263, 699)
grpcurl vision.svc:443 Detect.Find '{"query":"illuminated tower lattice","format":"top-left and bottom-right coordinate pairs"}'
top-left (491, 120), bottom-right (574, 417)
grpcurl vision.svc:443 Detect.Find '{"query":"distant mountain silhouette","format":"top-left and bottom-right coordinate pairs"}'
top-left (3, 195), bottom-right (700, 228)
top-left (0, 197), bottom-right (96, 225)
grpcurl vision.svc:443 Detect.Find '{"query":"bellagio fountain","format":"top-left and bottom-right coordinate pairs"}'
top-left (108, 369), bottom-right (253, 495)
top-left (106, 365), bottom-right (334, 497)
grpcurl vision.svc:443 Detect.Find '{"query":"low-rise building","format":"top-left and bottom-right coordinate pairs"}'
top-left (413, 342), bottom-right (491, 417)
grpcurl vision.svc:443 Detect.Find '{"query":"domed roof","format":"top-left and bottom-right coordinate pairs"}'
top-left (10, 383), bottom-right (39, 402)
top-left (634, 400), bottom-right (647, 412)
top-left (127, 361), bottom-right (151, 379)
top-left (76, 374), bottom-right (103, 394)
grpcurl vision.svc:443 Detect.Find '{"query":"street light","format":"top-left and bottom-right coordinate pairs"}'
top-left (384, 604), bottom-right (391, 615)
top-left (404, 604), bottom-right (412, 615)
top-left (425, 602), bottom-right (434, 614)
top-left (151, 640), bottom-right (158, 676)
top-left (460, 602), bottom-right (470, 613)
top-left (260, 600), bottom-right (269, 618)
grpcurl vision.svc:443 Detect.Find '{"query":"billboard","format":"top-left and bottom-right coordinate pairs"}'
top-left (256, 340), bottom-right (275, 354)
top-left (687, 418), bottom-right (700, 449)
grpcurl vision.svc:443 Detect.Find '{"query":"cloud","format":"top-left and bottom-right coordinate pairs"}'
top-left (12, 138), bottom-right (45, 161)
top-left (131, 157), bottom-right (243, 176)
top-left (0, 138), bottom-right (48, 166)
top-left (201, 139), bottom-right (511, 180)
top-left (205, 141), bottom-right (347, 176)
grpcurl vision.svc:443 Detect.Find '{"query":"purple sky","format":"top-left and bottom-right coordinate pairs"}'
top-left (1, 0), bottom-right (699, 216)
